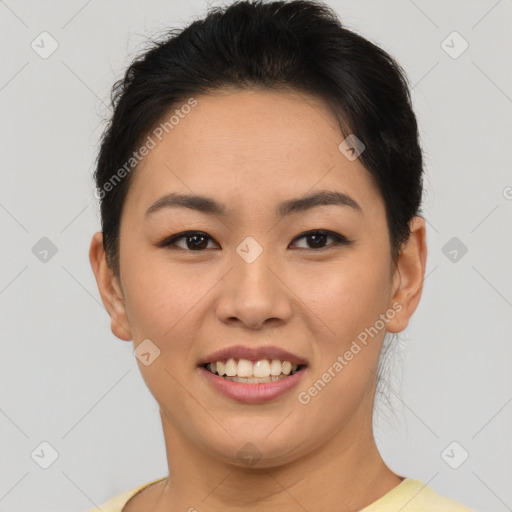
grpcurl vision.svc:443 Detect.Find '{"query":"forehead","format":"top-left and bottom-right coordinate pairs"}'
top-left (123, 89), bottom-right (382, 217)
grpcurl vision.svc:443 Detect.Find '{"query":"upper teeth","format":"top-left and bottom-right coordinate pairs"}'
top-left (207, 358), bottom-right (299, 378)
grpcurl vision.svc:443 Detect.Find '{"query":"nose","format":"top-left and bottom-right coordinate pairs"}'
top-left (215, 248), bottom-right (293, 330)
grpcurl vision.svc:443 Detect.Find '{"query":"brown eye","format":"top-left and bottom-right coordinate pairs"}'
top-left (290, 230), bottom-right (351, 250)
top-left (158, 231), bottom-right (218, 251)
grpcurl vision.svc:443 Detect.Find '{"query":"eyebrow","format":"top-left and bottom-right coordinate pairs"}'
top-left (144, 189), bottom-right (362, 220)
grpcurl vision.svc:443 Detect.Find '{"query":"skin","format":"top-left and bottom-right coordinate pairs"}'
top-left (89, 88), bottom-right (427, 511)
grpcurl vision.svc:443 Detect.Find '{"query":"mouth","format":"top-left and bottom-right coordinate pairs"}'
top-left (198, 358), bottom-right (308, 404)
top-left (197, 345), bottom-right (309, 403)
top-left (201, 358), bottom-right (307, 384)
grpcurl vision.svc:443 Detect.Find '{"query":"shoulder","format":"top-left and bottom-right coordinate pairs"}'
top-left (361, 478), bottom-right (476, 512)
top-left (85, 476), bottom-right (167, 512)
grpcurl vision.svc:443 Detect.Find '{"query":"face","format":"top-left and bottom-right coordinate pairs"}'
top-left (92, 88), bottom-right (424, 468)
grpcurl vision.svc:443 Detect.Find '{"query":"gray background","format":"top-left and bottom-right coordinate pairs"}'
top-left (1, 0), bottom-right (511, 511)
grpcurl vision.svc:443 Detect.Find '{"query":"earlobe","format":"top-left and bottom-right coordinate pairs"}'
top-left (386, 217), bottom-right (427, 333)
top-left (89, 231), bottom-right (132, 341)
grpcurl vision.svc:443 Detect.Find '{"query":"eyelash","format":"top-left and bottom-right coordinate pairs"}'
top-left (157, 230), bottom-right (352, 252)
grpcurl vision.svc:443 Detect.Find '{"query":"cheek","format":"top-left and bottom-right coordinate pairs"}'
top-left (292, 259), bottom-right (392, 428)
top-left (119, 259), bottom-right (203, 399)
top-left (123, 281), bottom-right (186, 345)
top-left (120, 252), bottom-right (225, 347)
top-left (120, 251), bottom-right (182, 341)
top-left (296, 256), bottom-right (393, 337)
top-left (299, 256), bottom-right (393, 405)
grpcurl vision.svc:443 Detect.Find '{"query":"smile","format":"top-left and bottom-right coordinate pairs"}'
top-left (199, 358), bottom-right (308, 404)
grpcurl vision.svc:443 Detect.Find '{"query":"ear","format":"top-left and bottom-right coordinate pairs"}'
top-left (386, 216), bottom-right (427, 333)
top-left (89, 231), bottom-right (132, 341)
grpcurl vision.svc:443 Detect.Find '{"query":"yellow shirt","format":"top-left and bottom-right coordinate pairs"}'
top-left (88, 476), bottom-right (475, 511)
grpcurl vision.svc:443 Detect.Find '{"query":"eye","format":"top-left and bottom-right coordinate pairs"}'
top-left (157, 231), bottom-right (219, 251)
top-left (290, 230), bottom-right (352, 250)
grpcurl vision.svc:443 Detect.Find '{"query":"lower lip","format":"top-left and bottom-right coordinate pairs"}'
top-left (199, 366), bottom-right (307, 404)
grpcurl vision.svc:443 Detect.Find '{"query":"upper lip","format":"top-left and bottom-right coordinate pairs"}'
top-left (198, 345), bottom-right (308, 366)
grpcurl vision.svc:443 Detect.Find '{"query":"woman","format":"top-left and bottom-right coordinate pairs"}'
top-left (88, 0), bottom-right (475, 510)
